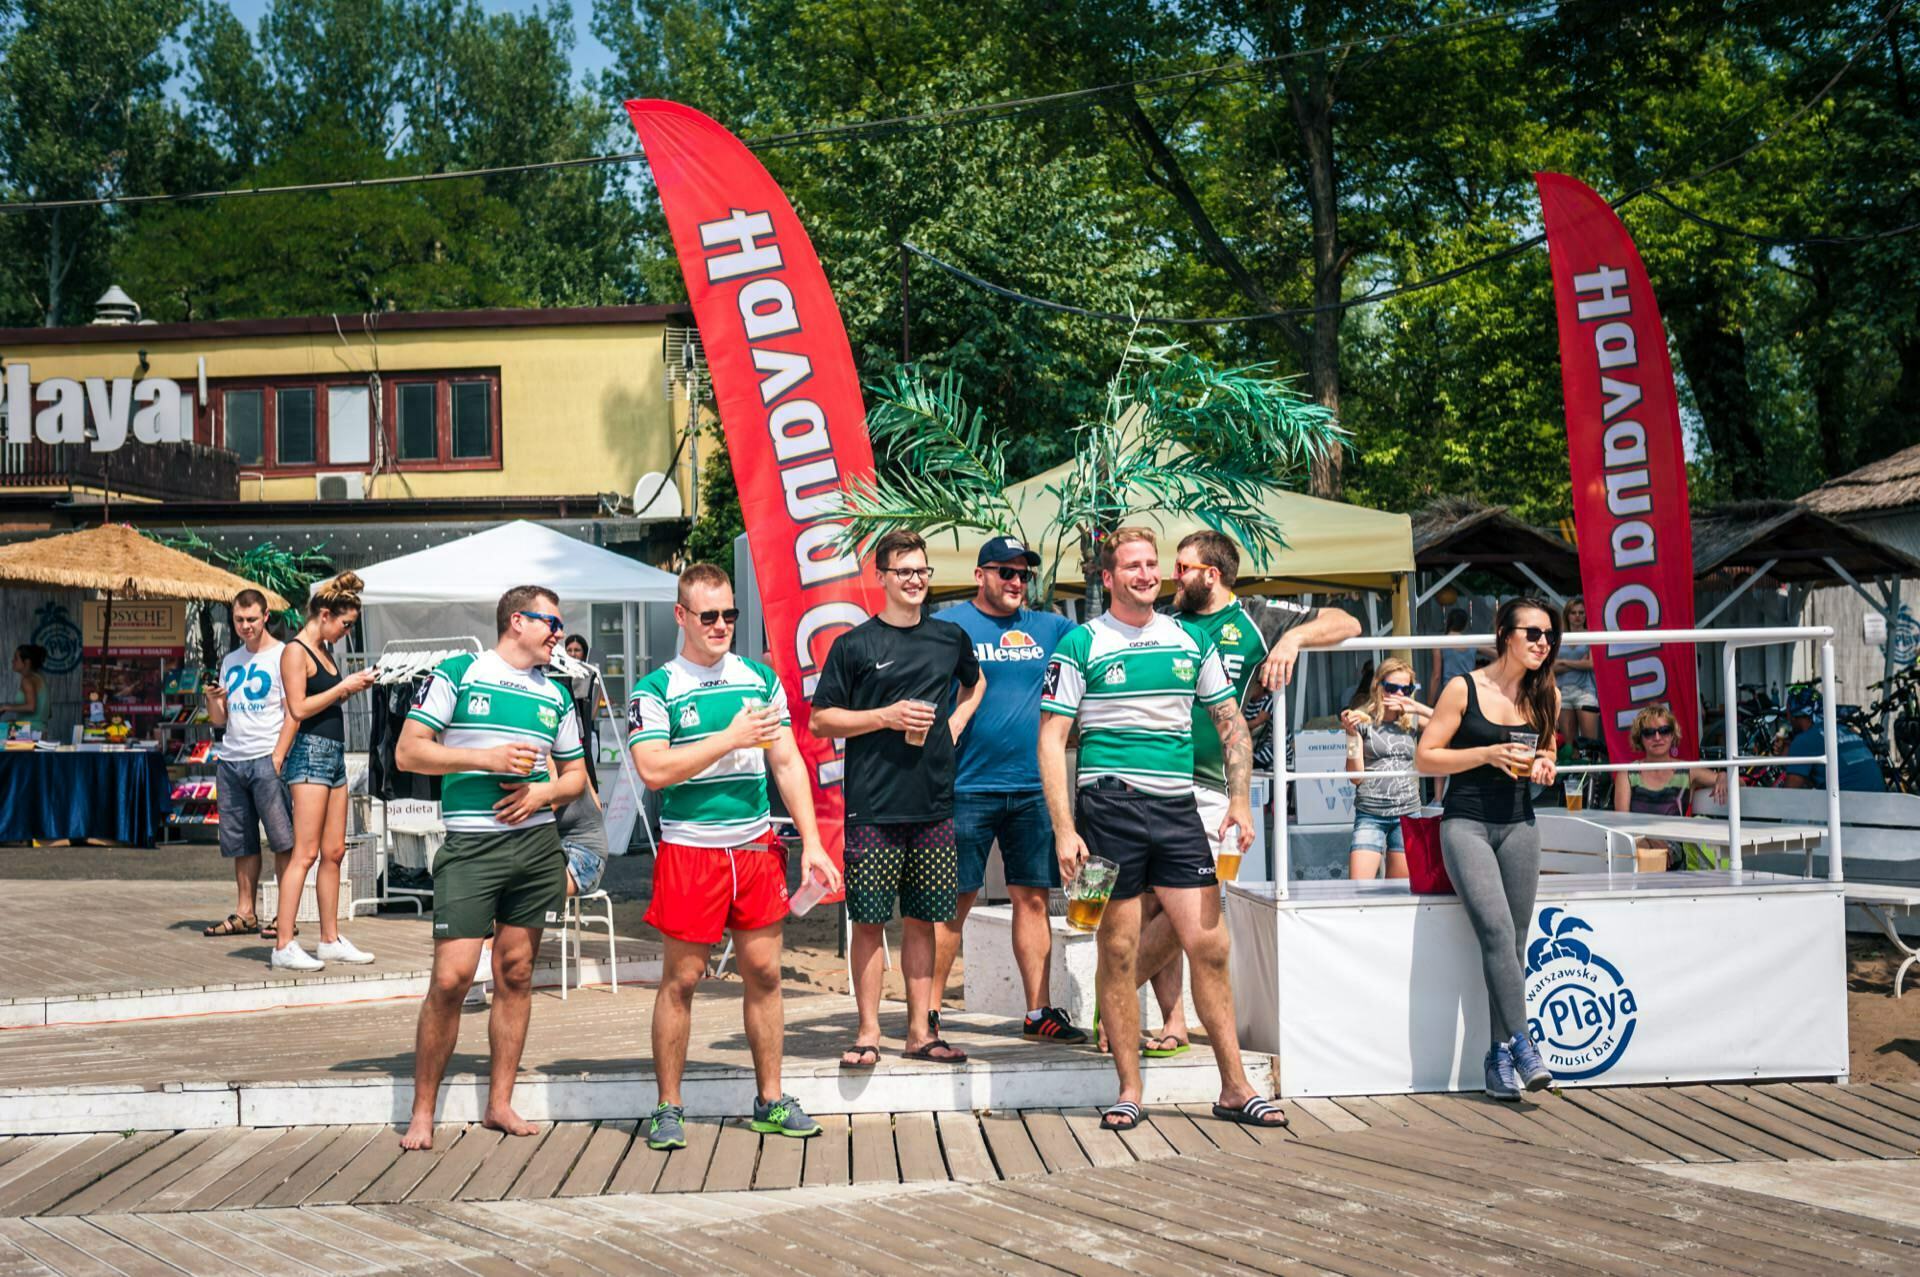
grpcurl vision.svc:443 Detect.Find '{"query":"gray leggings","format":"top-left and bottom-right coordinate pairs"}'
top-left (1440, 817), bottom-right (1540, 1046)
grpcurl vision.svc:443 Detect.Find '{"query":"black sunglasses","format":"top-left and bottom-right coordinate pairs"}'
top-left (1641, 724), bottom-right (1675, 738)
top-left (689, 607), bottom-right (741, 627)
top-left (1381, 681), bottom-right (1417, 696)
top-left (989, 566), bottom-right (1034, 583)
top-left (1516, 626), bottom-right (1559, 645)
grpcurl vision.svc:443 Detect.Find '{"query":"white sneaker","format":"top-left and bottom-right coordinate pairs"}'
top-left (317, 937), bottom-right (375, 965)
top-left (270, 942), bottom-right (325, 972)
top-left (464, 948), bottom-right (494, 1006)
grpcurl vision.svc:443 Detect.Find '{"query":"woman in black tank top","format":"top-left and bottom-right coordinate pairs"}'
top-left (270, 572), bottom-right (378, 972)
top-left (1414, 597), bottom-right (1563, 1102)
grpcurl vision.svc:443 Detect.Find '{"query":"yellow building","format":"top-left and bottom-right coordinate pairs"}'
top-left (0, 299), bottom-right (700, 559)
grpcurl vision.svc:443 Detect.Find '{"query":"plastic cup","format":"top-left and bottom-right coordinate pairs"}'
top-left (741, 695), bottom-right (773, 749)
top-left (789, 869), bottom-right (829, 917)
top-left (904, 699), bottom-right (936, 748)
top-left (1217, 850), bottom-right (1245, 882)
top-left (1562, 775), bottom-right (1584, 811)
top-left (1065, 855), bottom-right (1119, 932)
top-left (1506, 730), bottom-right (1539, 780)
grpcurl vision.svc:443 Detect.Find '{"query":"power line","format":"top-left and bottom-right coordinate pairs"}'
top-left (1643, 189), bottom-right (1920, 247)
top-left (0, 1), bottom-right (1569, 215)
top-left (903, 0), bottom-right (1908, 328)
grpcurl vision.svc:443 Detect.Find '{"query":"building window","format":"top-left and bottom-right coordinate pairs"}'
top-left (397, 383), bottom-right (436, 461)
top-left (451, 382), bottom-right (492, 459)
top-left (277, 387), bottom-right (316, 465)
top-left (225, 390), bottom-right (264, 464)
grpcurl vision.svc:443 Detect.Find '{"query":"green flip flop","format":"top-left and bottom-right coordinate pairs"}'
top-left (1143, 1033), bottom-right (1190, 1058)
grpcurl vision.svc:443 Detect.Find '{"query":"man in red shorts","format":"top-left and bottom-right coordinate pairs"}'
top-left (628, 563), bottom-right (841, 1151)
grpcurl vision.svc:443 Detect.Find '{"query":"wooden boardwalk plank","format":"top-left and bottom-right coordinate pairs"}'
top-left (1625, 1088), bottom-right (1785, 1161)
top-left (1112, 1111), bottom-right (1176, 1162)
top-left (398, 1199), bottom-right (647, 1275)
top-left (408, 1126), bottom-right (499, 1202)
top-left (1750, 1084), bottom-right (1920, 1156)
top-left (1013, 1111), bottom-right (1088, 1175)
top-left (25, 1216), bottom-right (179, 1277)
top-left (1058, 1109), bottom-right (1134, 1170)
top-left (807, 1197), bottom-right (1026, 1277)
top-left (2, 1133), bottom-right (167, 1218)
top-left (1404, 1091), bottom-right (1523, 1140)
top-left (1529, 1093), bottom-right (1675, 1163)
top-left (604, 1130), bottom-right (669, 1197)
top-left (1677, 1086), bottom-right (1860, 1160)
top-left (358, 1143), bottom-right (450, 1206)
top-left (1331, 1094), bottom-right (1404, 1129)
top-left (976, 1113), bottom-right (1043, 1180)
top-left (935, 1111), bottom-right (1000, 1182)
top-left (701, 1120), bottom-right (759, 1193)
top-left (139, 1127), bottom-right (285, 1213)
top-left (151, 1208), bottom-right (319, 1276)
top-left (995, 1175), bottom-right (1319, 1277)
top-left (0, 1217), bottom-right (122, 1277)
top-left (1142, 1107), bottom-right (1213, 1158)
top-left (459, 1126), bottom-right (555, 1203)
top-left (264, 1126), bottom-right (384, 1209)
top-left (505, 1121), bottom-right (596, 1201)
top-left (749, 1126), bottom-right (804, 1191)
top-left (85, 1212), bottom-right (232, 1277)
top-left (850, 1113), bottom-right (898, 1185)
top-left (305, 1203), bottom-right (493, 1267)
top-left (871, 1185), bottom-right (1177, 1277)
top-left (1561, 1089), bottom-right (1727, 1163)
top-left (0, 1137), bottom-right (86, 1200)
top-left (1797, 1083), bottom-right (1920, 1143)
top-left (828, 1193), bottom-right (1064, 1277)
top-left (1290, 1096), bottom-right (1364, 1133)
top-left (0, 1135), bottom-right (126, 1215)
top-left (892, 1112), bottom-right (947, 1184)
top-left (559, 1122), bottom-right (635, 1198)
top-left (650, 1118), bottom-right (721, 1195)
top-left (242, 1207), bottom-right (400, 1272)
top-left (798, 1114), bottom-right (848, 1189)
top-left (462, 1201), bottom-right (692, 1277)
top-left (303, 1127), bottom-right (408, 1207)
top-left (200, 1208), bottom-right (373, 1276)
top-left (1865, 1082), bottom-right (1920, 1123)
top-left (201, 1127), bottom-right (342, 1213)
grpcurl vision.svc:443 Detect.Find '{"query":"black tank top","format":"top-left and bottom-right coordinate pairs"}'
top-left (292, 638), bottom-right (346, 742)
top-left (1440, 673), bottom-right (1534, 825)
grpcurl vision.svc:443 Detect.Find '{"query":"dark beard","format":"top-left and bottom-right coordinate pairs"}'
top-left (1175, 578), bottom-right (1210, 613)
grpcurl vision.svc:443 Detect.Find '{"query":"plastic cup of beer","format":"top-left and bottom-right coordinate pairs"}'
top-left (904, 699), bottom-right (936, 748)
top-left (741, 695), bottom-right (773, 749)
top-left (1217, 849), bottom-right (1245, 882)
top-left (1562, 774), bottom-right (1584, 811)
top-left (1065, 855), bottom-right (1120, 932)
top-left (1506, 730), bottom-right (1539, 780)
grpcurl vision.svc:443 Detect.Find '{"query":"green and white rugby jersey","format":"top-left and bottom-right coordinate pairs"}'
top-left (1041, 612), bottom-right (1232, 795)
top-left (406, 651), bottom-right (584, 833)
top-left (1184, 600), bottom-right (1270, 793)
top-left (627, 653), bottom-right (788, 848)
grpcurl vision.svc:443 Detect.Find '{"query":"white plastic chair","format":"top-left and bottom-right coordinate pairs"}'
top-left (558, 888), bottom-right (618, 999)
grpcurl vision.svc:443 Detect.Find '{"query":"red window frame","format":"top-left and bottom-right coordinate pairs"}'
top-left (192, 370), bottom-right (503, 475)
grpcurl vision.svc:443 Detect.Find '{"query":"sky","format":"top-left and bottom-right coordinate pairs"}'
top-left (214, 0), bottom-right (619, 84)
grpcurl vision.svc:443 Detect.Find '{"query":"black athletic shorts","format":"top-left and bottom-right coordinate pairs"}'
top-left (1074, 780), bottom-right (1216, 901)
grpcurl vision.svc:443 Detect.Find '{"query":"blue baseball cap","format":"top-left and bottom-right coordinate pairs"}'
top-left (1787, 686), bottom-right (1820, 718)
top-left (979, 535), bottom-right (1040, 567)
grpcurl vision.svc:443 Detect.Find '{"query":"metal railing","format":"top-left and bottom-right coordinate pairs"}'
top-left (1270, 627), bottom-right (1844, 887)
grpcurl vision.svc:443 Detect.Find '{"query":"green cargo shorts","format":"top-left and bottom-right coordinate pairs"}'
top-left (431, 823), bottom-right (566, 940)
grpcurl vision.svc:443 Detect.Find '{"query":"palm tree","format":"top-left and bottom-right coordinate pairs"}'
top-left (840, 328), bottom-right (1347, 609)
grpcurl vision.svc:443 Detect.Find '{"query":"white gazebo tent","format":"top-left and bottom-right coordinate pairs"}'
top-left (351, 519), bottom-right (678, 664)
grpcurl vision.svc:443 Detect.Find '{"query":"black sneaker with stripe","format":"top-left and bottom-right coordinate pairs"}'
top-left (1022, 1006), bottom-right (1088, 1044)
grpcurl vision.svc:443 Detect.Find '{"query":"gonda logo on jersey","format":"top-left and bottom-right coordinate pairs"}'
top-left (1524, 906), bottom-right (1638, 1079)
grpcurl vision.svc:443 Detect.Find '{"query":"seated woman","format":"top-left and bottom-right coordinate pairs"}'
top-left (1614, 704), bottom-right (1726, 870)
top-left (1340, 658), bottom-right (1431, 881)
top-left (0, 644), bottom-right (49, 735)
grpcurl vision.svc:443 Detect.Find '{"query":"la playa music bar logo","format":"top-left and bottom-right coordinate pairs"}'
top-left (1523, 906), bottom-right (1640, 1080)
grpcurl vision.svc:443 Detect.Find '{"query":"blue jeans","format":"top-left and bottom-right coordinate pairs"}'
top-left (953, 790), bottom-right (1058, 894)
top-left (282, 733), bottom-right (346, 788)
top-left (1351, 810), bottom-right (1407, 855)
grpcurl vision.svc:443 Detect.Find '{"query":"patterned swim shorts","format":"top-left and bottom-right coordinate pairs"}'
top-left (843, 820), bottom-right (957, 925)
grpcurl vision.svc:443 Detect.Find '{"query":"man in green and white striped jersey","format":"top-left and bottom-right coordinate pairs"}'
top-left (628, 563), bottom-right (841, 1151)
top-left (1040, 528), bottom-right (1288, 1134)
top-left (396, 585), bottom-right (589, 1151)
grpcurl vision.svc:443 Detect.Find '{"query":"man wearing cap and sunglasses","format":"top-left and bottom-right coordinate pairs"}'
top-left (930, 535), bottom-right (1084, 1045)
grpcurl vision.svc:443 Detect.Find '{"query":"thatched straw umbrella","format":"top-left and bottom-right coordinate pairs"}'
top-left (0, 525), bottom-right (288, 693)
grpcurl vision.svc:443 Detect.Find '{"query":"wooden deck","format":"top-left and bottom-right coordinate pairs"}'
top-left (0, 1082), bottom-right (1914, 1274)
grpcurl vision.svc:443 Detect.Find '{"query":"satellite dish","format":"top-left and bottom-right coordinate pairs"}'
top-left (632, 472), bottom-right (683, 519)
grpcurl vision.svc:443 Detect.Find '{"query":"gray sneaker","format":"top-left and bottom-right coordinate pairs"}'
top-left (646, 1102), bottom-right (687, 1151)
top-left (1509, 1033), bottom-right (1555, 1092)
top-left (1483, 1044), bottom-right (1520, 1101)
top-left (751, 1094), bottom-right (821, 1139)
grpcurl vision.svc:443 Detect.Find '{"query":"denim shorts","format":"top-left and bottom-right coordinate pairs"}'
top-left (281, 732), bottom-right (347, 788)
top-left (563, 840), bottom-right (606, 895)
top-left (215, 755), bottom-right (294, 858)
top-left (953, 790), bottom-right (1058, 894)
top-left (1351, 810), bottom-right (1407, 855)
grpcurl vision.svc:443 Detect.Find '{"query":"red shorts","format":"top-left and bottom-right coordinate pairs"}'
top-left (643, 834), bottom-right (789, 945)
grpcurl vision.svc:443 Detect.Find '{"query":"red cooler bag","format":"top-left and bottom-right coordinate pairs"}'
top-left (1401, 814), bottom-right (1453, 894)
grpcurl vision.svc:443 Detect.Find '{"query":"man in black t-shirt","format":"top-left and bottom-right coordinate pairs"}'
top-left (812, 529), bottom-right (985, 1069)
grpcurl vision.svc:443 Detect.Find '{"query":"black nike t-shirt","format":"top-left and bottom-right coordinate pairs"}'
top-left (812, 613), bottom-right (982, 825)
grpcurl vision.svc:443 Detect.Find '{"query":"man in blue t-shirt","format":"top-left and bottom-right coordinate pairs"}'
top-left (1782, 689), bottom-right (1885, 793)
top-left (930, 535), bottom-right (1084, 1044)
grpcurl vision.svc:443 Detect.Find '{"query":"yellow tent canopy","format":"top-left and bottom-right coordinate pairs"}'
top-left (921, 456), bottom-right (1415, 597)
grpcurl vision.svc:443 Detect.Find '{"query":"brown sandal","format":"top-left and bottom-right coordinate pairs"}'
top-left (260, 919), bottom-right (298, 940)
top-left (204, 913), bottom-right (259, 937)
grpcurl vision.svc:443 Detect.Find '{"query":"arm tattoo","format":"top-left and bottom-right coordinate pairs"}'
top-left (1210, 700), bottom-right (1253, 804)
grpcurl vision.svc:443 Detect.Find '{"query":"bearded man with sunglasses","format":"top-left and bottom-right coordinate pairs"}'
top-left (929, 536), bottom-right (1083, 1046)
top-left (812, 528), bottom-right (985, 1068)
top-left (628, 563), bottom-right (842, 1151)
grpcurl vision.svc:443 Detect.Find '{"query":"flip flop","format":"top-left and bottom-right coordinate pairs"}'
top-left (1142, 1033), bottom-right (1190, 1058)
top-left (1101, 1100), bottom-right (1143, 1132)
top-left (902, 1038), bottom-right (969, 1065)
top-left (1213, 1095), bottom-right (1289, 1128)
top-left (839, 1043), bottom-right (881, 1070)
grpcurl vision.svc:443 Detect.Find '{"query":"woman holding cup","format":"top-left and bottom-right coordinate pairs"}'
top-left (1340, 658), bottom-right (1430, 881)
top-left (1415, 597), bottom-right (1561, 1101)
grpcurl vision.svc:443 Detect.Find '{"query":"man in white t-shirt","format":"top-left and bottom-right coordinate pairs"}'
top-left (202, 590), bottom-right (297, 937)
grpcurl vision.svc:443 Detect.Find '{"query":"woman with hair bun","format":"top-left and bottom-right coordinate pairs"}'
top-left (270, 571), bottom-right (379, 971)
